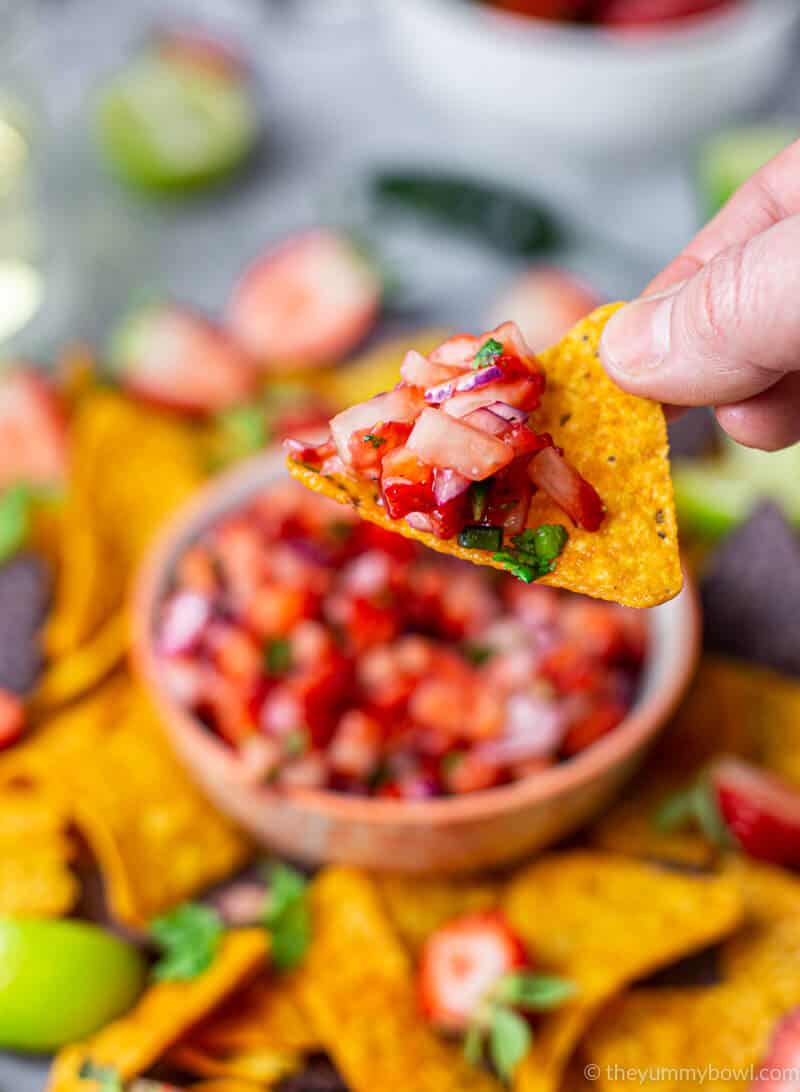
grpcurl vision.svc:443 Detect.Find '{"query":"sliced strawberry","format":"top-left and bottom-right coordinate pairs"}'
top-left (227, 230), bottom-right (381, 371)
top-left (711, 758), bottom-right (800, 868)
top-left (489, 269), bottom-right (600, 354)
top-left (0, 369), bottom-right (67, 490)
top-left (529, 446), bottom-right (604, 531)
top-left (596, 0), bottom-right (734, 27)
top-left (752, 1007), bottom-right (800, 1090)
top-left (418, 911), bottom-right (528, 1032)
top-left (0, 688), bottom-right (25, 749)
top-left (110, 304), bottom-right (255, 416)
top-left (407, 408), bottom-right (514, 482)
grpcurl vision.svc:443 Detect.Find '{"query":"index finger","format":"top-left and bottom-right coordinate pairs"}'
top-left (646, 136), bottom-right (800, 295)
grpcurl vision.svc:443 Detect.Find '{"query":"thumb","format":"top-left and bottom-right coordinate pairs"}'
top-left (600, 214), bottom-right (800, 407)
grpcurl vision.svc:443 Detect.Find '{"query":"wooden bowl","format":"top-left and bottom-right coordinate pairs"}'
top-left (132, 451), bottom-right (701, 873)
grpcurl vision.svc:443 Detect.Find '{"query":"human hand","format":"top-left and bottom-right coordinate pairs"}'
top-left (600, 139), bottom-right (800, 451)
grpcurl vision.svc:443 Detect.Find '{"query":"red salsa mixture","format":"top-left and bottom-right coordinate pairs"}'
top-left (155, 481), bottom-right (646, 798)
top-left (285, 322), bottom-right (604, 584)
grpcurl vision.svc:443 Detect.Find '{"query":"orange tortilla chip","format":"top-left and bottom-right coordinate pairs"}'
top-left (503, 851), bottom-right (743, 1092)
top-left (295, 867), bottom-right (503, 1092)
top-left (289, 305), bottom-right (681, 607)
top-left (32, 611), bottom-right (129, 715)
top-left (48, 929), bottom-right (268, 1091)
top-left (584, 915), bottom-right (800, 1092)
top-left (188, 1083), bottom-right (266, 1092)
top-left (0, 784), bottom-right (77, 917)
top-left (65, 684), bottom-right (251, 926)
top-left (169, 1043), bottom-right (300, 1085)
top-left (375, 873), bottom-right (500, 955)
top-left (590, 657), bottom-right (800, 865)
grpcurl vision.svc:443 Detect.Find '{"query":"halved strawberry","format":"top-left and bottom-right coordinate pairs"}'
top-left (488, 0), bottom-right (588, 17)
top-left (227, 230), bottom-right (381, 371)
top-left (110, 303), bottom-right (255, 416)
top-left (0, 369), bottom-right (67, 490)
top-left (752, 1007), bottom-right (800, 1090)
top-left (0, 688), bottom-right (25, 749)
top-left (157, 26), bottom-right (247, 80)
top-left (418, 911), bottom-right (528, 1032)
top-left (488, 269), bottom-right (599, 354)
top-left (711, 758), bottom-right (800, 868)
top-left (595, 0), bottom-right (734, 27)
top-left (529, 446), bottom-right (604, 531)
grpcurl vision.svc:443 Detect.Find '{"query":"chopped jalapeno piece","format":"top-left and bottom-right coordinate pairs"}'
top-left (458, 525), bottom-right (503, 551)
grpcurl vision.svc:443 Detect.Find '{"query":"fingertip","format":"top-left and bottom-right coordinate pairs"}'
top-left (715, 375), bottom-right (800, 451)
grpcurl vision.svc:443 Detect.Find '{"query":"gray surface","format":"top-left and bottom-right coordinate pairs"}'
top-left (2, 3), bottom-right (800, 1089)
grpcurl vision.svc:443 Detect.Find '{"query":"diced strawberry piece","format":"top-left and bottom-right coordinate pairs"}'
top-left (407, 408), bottom-right (514, 482)
top-left (204, 674), bottom-right (254, 746)
top-left (346, 420), bottom-right (413, 479)
top-left (529, 446), bottom-right (604, 531)
top-left (157, 26), bottom-right (247, 79)
top-left (488, 269), bottom-right (599, 353)
top-left (711, 759), bottom-right (800, 868)
top-left (418, 911), bottom-right (528, 1032)
top-left (443, 752), bottom-right (501, 795)
top-left (429, 491), bottom-right (470, 540)
top-left (0, 689), bottom-right (24, 750)
top-left (443, 376), bottom-right (544, 419)
top-left (227, 230), bottom-right (381, 371)
top-left (752, 1006), bottom-right (800, 1090)
top-left (110, 304), bottom-right (255, 416)
top-left (400, 349), bottom-right (465, 388)
top-left (246, 583), bottom-right (316, 639)
top-left (208, 623), bottom-right (262, 686)
top-left (214, 520), bottom-right (265, 604)
top-left (380, 446), bottom-right (436, 519)
top-left (289, 656), bottom-right (352, 747)
top-left (340, 596), bottom-right (401, 653)
top-left (158, 591), bottom-right (211, 655)
top-left (283, 434), bottom-right (337, 465)
top-left (176, 544), bottom-right (219, 595)
top-left (561, 700), bottom-right (625, 756)
top-left (329, 709), bottom-right (383, 779)
top-left (278, 752), bottom-right (329, 790)
top-left (540, 645), bottom-right (600, 693)
top-left (429, 334), bottom-right (480, 366)
top-left (330, 387), bottom-right (423, 466)
top-left (0, 369), bottom-right (67, 490)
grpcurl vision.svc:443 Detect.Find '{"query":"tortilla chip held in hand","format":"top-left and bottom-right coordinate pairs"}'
top-left (286, 305), bottom-right (680, 607)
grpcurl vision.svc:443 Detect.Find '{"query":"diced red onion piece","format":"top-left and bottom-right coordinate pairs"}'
top-left (433, 467), bottom-right (471, 505)
top-left (476, 694), bottom-right (566, 764)
top-left (424, 378), bottom-right (457, 404)
top-left (213, 881), bottom-right (267, 926)
top-left (488, 401), bottom-right (528, 423)
top-left (444, 378), bottom-right (540, 419)
top-left (159, 591), bottom-right (211, 655)
top-left (462, 408), bottom-right (511, 437)
top-left (454, 363), bottom-right (505, 393)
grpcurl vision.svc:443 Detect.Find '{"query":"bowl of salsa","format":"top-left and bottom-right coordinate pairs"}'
top-left (133, 450), bottom-right (700, 871)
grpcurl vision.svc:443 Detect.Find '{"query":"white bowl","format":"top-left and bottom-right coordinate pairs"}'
top-left (381, 0), bottom-right (799, 158)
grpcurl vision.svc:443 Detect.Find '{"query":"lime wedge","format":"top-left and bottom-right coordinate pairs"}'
top-left (697, 125), bottom-right (798, 218)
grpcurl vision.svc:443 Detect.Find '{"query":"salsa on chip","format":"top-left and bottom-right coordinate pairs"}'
top-left (286, 306), bottom-right (681, 608)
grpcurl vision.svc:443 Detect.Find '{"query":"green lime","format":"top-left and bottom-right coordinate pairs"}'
top-left (696, 125), bottom-right (798, 218)
top-left (0, 918), bottom-right (145, 1051)
top-left (674, 442), bottom-right (800, 539)
top-left (95, 54), bottom-right (257, 196)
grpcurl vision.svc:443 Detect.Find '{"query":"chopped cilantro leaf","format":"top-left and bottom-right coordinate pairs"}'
top-left (464, 643), bottom-right (493, 666)
top-left (150, 902), bottom-right (223, 982)
top-left (262, 862), bottom-right (311, 971)
top-left (493, 523), bottom-right (568, 583)
top-left (473, 337), bottom-right (503, 369)
top-left (284, 728), bottom-right (308, 757)
top-left (362, 433), bottom-right (387, 448)
top-left (78, 1061), bottom-right (123, 1092)
top-left (264, 637), bottom-right (292, 675)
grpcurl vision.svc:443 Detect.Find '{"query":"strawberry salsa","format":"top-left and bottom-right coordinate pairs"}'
top-left (285, 322), bottom-right (604, 583)
top-left (155, 481), bottom-right (646, 797)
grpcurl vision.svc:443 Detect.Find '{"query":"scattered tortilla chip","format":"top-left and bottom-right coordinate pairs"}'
top-left (294, 867), bottom-right (502, 1092)
top-left (590, 657), bottom-right (800, 865)
top-left (0, 553), bottom-right (50, 696)
top-left (702, 503), bottom-right (800, 677)
top-left (503, 851), bottom-right (743, 1092)
top-left (721, 856), bottom-right (800, 928)
top-left (0, 783), bottom-right (77, 916)
top-left (32, 611), bottom-right (129, 714)
top-left (63, 684), bottom-right (251, 926)
top-left (189, 1083), bottom-right (266, 1092)
top-left (48, 929), bottom-right (268, 1091)
top-left (170, 1043), bottom-right (299, 1085)
top-left (289, 306), bottom-right (681, 607)
top-left (375, 873), bottom-right (500, 954)
top-left (584, 916), bottom-right (800, 1092)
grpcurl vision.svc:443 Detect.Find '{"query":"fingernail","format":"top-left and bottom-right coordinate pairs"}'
top-left (601, 284), bottom-right (682, 376)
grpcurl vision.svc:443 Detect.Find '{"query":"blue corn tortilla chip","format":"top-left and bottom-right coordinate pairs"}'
top-left (667, 408), bottom-right (717, 460)
top-left (701, 502), bottom-right (800, 676)
top-left (0, 553), bottom-right (50, 695)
